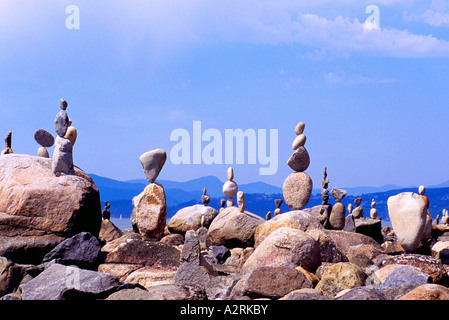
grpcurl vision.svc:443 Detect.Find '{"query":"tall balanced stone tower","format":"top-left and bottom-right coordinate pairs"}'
top-left (282, 121), bottom-right (313, 210)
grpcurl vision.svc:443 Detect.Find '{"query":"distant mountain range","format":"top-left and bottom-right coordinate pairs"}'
top-left (90, 174), bottom-right (449, 224)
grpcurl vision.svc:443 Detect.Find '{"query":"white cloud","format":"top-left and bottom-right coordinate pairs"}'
top-left (1, 1), bottom-right (449, 59)
top-left (423, 9), bottom-right (449, 26)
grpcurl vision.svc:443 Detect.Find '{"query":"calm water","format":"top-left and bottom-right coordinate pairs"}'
top-left (110, 217), bottom-right (132, 231)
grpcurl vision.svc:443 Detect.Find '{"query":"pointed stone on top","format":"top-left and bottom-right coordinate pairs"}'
top-left (139, 148), bottom-right (167, 183)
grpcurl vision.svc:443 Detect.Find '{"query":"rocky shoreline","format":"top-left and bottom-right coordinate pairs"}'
top-left (1, 117), bottom-right (449, 301)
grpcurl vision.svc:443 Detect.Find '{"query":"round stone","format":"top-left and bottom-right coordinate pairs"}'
top-left (287, 146), bottom-right (310, 172)
top-left (60, 99), bottom-right (68, 110)
top-left (294, 122), bottom-right (305, 135)
top-left (223, 180), bottom-right (238, 198)
top-left (292, 134), bottom-right (306, 150)
top-left (282, 172), bottom-right (313, 210)
top-left (34, 129), bottom-right (55, 148)
top-left (37, 146), bottom-right (50, 158)
top-left (329, 202), bottom-right (346, 230)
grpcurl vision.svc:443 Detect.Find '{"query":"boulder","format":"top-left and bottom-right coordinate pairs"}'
top-left (104, 238), bottom-right (180, 269)
top-left (335, 287), bottom-right (387, 300)
top-left (123, 267), bottom-right (177, 288)
top-left (42, 232), bottom-right (102, 269)
top-left (324, 230), bottom-right (383, 257)
top-left (0, 154), bottom-right (101, 240)
top-left (0, 257), bottom-right (22, 296)
top-left (315, 262), bottom-right (367, 298)
top-left (378, 253), bottom-right (449, 284)
top-left (355, 218), bottom-right (383, 244)
top-left (206, 206), bottom-right (264, 248)
top-left (230, 266), bottom-right (313, 299)
top-left (99, 219), bottom-right (123, 243)
top-left (379, 265), bottom-right (430, 290)
top-left (431, 241), bottom-right (449, 264)
top-left (280, 288), bottom-right (332, 300)
top-left (167, 204), bottom-right (219, 234)
top-left (254, 210), bottom-right (323, 248)
top-left (282, 172), bottom-right (313, 210)
top-left (243, 227), bottom-right (321, 273)
top-left (398, 284), bottom-right (449, 300)
top-left (0, 234), bottom-right (64, 264)
top-left (387, 192), bottom-right (427, 252)
top-left (174, 230), bottom-right (217, 288)
top-left (105, 287), bottom-right (154, 300)
top-left (205, 275), bottom-right (242, 300)
top-left (20, 263), bottom-right (121, 300)
top-left (131, 182), bottom-right (167, 240)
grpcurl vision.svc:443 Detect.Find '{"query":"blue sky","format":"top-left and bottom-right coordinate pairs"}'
top-left (1, 0), bottom-right (449, 190)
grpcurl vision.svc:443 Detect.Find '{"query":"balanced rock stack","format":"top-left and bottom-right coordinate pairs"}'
top-left (223, 167), bottom-right (238, 207)
top-left (282, 122), bottom-right (313, 210)
top-left (1, 131), bottom-right (14, 155)
top-left (207, 168), bottom-right (264, 248)
top-left (329, 188), bottom-right (347, 230)
top-left (34, 129), bottom-right (54, 158)
top-left (131, 148), bottom-right (168, 240)
top-left (52, 99), bottom-right (74, 176)
top-left (167, 190), bottom-right (218, 235)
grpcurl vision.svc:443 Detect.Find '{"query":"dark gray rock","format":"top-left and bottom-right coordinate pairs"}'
top-left (210, 245), bottom-right (230, 264)
top-left (43, 232), bottom-right (101, 269)
top-left (206, 275), bottom-right (241, 300)
top-left (20, 263), bottom-right (121, 300)
top-left (34, 129), bottom-right (54, 148)
top-left (355, 218), bottom-right (383, 244)
top-left (379, 265), bottom-right (430, 290)
top-left (174, 230), bottom-right (217, 288)
top-left (343, 214), bottom-right (356, 232)
top-left (54, 110), bottom-right (69, 137)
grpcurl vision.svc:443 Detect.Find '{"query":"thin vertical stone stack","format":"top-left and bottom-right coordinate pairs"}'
top-left (282, 122), bottom-right (313, 210)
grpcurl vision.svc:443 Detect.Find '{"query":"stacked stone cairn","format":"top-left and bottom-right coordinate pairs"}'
top-left (34, 129), bottom-right (54, 158)
top-left (329, 188), bottom-right (347, 230)
top-left (52, 99), bottom-right (75, 176)
top-left (352, 197), bottom-right (364, 219)
top-left (274, 199), bottom-right (283, 216)
top-left (102, 201), bottom-right (111, 220)
top-left (282, 121), bottom-right (313, 210)
top-left (131, 148), bottom-right (167, 240)
top-left (370, 199), bottom-right (378, 219)
top-left (319, 167), bottom-right (331, 227)
top-left (201, 187), bottom-right (211, 206)
top-left (223, 167), bottom-right (238, 207)
top-left (1, 131), bottom-right (13, 155)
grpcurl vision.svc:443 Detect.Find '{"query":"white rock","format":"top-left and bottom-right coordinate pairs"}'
top-left (387, 192), bottom-right (427, 252)
top-left (292, 134), bottom-right (306, 150)
top-left (294, 122), bottom-right (305, 135)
